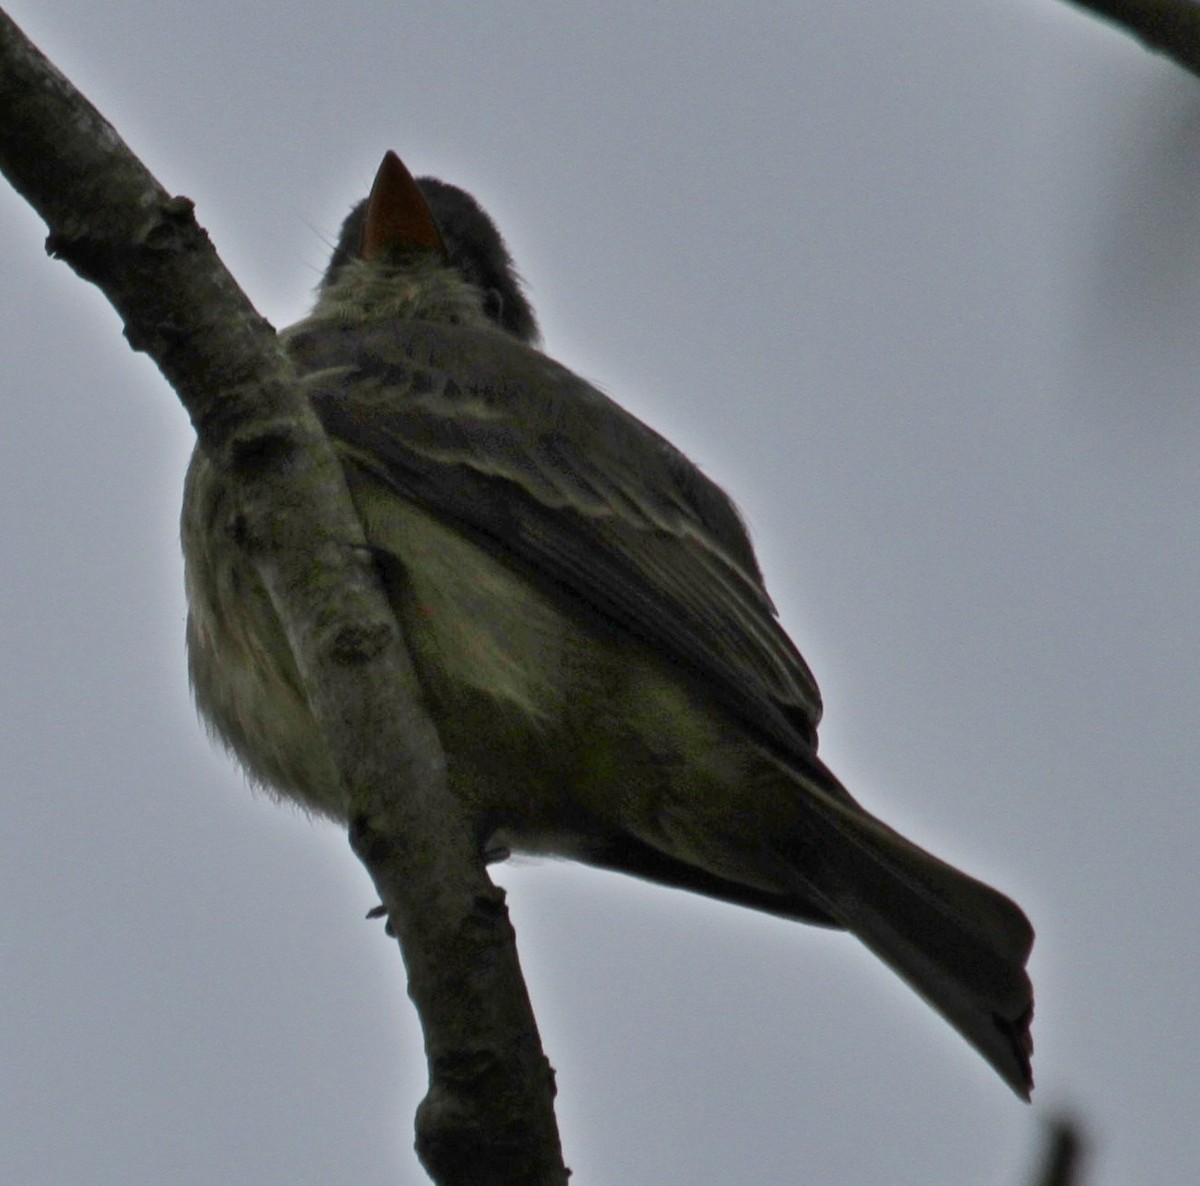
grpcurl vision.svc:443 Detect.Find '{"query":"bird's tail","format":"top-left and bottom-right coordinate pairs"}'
top-left (770, 755), bottom-right (1034, 1097)
top-left (582, 753), bottom-right (1034, 1096)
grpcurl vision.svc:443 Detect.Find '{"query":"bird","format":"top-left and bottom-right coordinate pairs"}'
top-left (181, 151), bottom-right (1035, 1098)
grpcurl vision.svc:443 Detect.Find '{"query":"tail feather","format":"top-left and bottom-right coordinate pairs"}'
top-left (577, 755), bottom-right (1035, 1096)
top-left (776, 760), bottom-right (1035, 1097)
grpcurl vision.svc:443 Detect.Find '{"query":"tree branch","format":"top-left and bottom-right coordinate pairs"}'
top-left (1061, 0), bottom-right (1200, 78)
top-left (1030, 1116), bottom-right (1089, 1186)
top-left (0, 9), bottom-right (567, 1184)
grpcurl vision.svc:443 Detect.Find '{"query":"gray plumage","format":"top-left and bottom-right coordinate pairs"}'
top-left (182, 158), bottom-right (1034, 1098)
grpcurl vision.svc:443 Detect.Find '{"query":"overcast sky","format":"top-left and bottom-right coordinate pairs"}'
top-left (3, 3), bottom-right (1199, 1184)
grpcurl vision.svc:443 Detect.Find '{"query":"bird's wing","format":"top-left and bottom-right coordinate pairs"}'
top-left (285, 318), bottom-right (824, 762)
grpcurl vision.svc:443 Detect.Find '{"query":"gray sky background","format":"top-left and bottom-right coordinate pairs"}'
top-left (3, 3), bottom-right (1198, 1184)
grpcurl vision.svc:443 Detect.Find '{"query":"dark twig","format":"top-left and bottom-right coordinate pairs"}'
top-left (1031, 1115), bottom-right (1089, 1186)
top-left (1062, 0), bottom-right (1200, 78)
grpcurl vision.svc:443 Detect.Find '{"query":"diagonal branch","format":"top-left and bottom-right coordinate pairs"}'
top-left (0, 9), bottom-right (567, 1184)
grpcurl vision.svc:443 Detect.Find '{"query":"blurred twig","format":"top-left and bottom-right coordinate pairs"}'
top-left (1063, 0), bottom-right (1200, 77)
top-left (1030, 1115), bottom-right (1089, 1186)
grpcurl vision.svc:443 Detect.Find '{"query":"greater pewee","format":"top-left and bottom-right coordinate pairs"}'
top-left (182, 152), bottom-right (1035, 1097)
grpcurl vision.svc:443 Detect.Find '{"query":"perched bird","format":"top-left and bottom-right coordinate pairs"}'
top-left (182, 152), bottom-right (1035, 1097)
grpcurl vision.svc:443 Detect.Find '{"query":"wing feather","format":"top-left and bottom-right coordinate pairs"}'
top-left (286, 319), bottom-right (824, 761)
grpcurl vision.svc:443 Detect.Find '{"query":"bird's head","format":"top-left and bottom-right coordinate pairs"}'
top-left (312, 151), bottom-right (538, 343)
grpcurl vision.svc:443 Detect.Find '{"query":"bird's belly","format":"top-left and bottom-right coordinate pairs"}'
top-left (184, 454), bottom-right (705, 851)
top-left (359, 487), bottom-right (656, 848)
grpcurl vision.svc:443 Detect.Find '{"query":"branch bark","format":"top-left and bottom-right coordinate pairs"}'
top-left (0, 9), bottom-right (567, 1184)
top-left (1061, 0), bottom-right (1200, 78)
